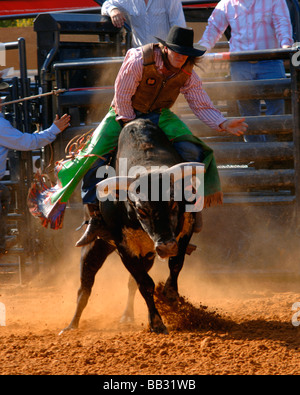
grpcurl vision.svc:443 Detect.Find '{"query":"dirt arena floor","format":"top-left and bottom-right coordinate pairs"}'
top-left (1, 24), bottom-right (300, 377)
top-left (1, 243), bottom-right (300, 376)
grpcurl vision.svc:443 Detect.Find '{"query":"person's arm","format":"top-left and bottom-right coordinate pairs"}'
top-left (101, 0), bottom-right (122, 15)
top-left (272, 0), bottom-right (294, 47)
top-left (0, 113), bottom-right (70, 151)
top-left (198, 2), bottom-right (229, 51)
top-left (219, 118), bottom-right (247, 136)
top-left (181, 72), bottom-right (247, 136)
top-left (101, 0), bottom-right (127, 28)
top-left (113, 48), bottom-right (144, 123)
top-left (53, 114), bottom-right (71, 132)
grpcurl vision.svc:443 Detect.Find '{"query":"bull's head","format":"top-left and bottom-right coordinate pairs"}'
top-left (96, 162), bottom-right (204, 259)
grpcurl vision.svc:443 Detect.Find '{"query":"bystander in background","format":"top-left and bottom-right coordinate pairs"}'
top-left (198, 0), bottom-right (294, 142)
top-left (0, 77), bottom-right (70, 255)
top-left (101, 0), bottom-right (186, 48)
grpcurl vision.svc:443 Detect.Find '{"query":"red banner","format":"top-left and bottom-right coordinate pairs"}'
top-left (0, 0), bottom-right (99, 17)
top-left (0, 1), bottom-right (218, 18)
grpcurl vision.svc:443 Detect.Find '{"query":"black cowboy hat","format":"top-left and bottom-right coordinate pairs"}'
top-left (155, 25), bottom-right (206, 57)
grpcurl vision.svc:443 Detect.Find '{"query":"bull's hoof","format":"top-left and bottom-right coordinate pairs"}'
top-left (163, 284), bottom-right (179, 303)
top-left (58, 324), bottom-right (78, 336)
top-left (150, 324), bottom-right (169, 335)
top-left (150, 315), bottom-right (169, 334)
top-left (120, 314), bottom-right (135, 324)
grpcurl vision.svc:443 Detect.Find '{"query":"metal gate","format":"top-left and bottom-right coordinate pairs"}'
top-left (180, 47), bottom-right (300, 269)
top-left (0, 38), bottom-right (40, 283)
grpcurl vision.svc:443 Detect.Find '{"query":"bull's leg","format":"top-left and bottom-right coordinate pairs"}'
top-left (120, 275), bottom-right (137, 323)
top-left (59, 239), bottom-right (115, 334)
top-left (119, 252), bottom-right (167, 334)
top-left (164, 236), bottom-right (191, 302)
top-left (120, 255), bottom-right (155, 323)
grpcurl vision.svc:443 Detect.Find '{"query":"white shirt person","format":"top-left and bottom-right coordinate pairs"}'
top-left (101, 0), bottom-right (186, 48)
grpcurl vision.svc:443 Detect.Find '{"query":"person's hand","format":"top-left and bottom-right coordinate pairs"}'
top-left (220, 118), bottom-right (248, 136)
top-left (54, 114), bottom-right (71, 132)
top-left (110, 8), bottom-right (126, 28)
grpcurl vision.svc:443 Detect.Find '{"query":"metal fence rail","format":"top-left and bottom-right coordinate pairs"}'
top-left (51, 48), bottom-right (300, 218)
top-left (184, 48), bottom-right (300, 221)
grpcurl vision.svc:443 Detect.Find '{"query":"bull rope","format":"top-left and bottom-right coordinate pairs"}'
top-left (0, 88), bottom-right (66, 107)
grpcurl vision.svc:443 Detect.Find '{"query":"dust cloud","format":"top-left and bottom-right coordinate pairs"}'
top-left (1, 223), bottom-right (300, 375)
top-left (2, 200), bottom-right (300, 334)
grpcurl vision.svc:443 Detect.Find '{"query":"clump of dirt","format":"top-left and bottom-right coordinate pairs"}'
top-left (155, 282), bottom-right (234, 332)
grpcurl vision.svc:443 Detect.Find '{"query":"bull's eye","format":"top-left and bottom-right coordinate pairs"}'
top-left (137, 208), bottom-right (148, 219)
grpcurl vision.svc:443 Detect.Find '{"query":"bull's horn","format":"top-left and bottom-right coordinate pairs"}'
top-left (164, 162), bottom-right (204, 178)
top-left (96, 176), bottom-right (135, 199)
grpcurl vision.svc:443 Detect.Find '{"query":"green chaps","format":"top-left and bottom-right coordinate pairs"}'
top-left (51, 107), bottom-right (222, 206)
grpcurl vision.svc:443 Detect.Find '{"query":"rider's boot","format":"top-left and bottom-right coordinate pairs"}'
top-left (75, 203), bottom-right (107, 247)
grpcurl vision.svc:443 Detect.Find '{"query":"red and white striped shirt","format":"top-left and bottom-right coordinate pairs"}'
top-left (113, 47), bottom-right (227, 130)
top-left (199, 0), bottom-right (294, 52)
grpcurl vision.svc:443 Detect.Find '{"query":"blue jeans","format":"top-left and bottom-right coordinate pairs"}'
top-left (81, 154), bottom-right (111, 204)
top-left (173, 141), bottom-right (204, 162)
top-left (230, 60), bottom-right (286, 142)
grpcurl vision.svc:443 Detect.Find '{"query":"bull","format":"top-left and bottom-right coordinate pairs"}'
top-left (60, 119), bottom-right (204, 334)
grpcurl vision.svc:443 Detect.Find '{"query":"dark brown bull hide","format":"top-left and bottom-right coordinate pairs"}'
top-left (60, 119), bottom-right (203, 334)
